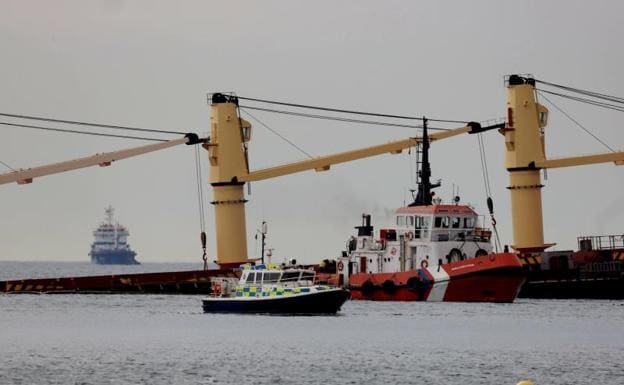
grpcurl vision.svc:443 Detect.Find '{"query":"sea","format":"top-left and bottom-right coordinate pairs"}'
top-left (0, 261), bottom-right (622, 385)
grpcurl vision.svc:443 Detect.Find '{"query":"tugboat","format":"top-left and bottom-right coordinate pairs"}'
top-left (89, 206), bottom-right (139, 265)
top-left (336, 122), bottom-right (525, 302)
top-left (202, 264), bottom-right (350, 314)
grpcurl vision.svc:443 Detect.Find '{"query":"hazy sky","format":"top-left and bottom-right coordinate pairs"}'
top-left (1, 1), bottom-right (623, 264)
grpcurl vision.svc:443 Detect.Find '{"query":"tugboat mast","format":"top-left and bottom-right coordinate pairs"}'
top-left (410, 117), bottom-right (440, 207)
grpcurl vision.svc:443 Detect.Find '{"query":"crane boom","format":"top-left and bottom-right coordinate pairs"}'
top-left (242, 125), bottom-right (475, 182)
top-left (535, 152), bottom-right (624, 169)
top-left (0, 133), bottom-right (202, 186)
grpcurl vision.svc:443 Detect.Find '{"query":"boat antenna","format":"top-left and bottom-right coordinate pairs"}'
top-left (410, 117), bottom-right (439, 206)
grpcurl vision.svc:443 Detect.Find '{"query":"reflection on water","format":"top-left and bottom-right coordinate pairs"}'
top-left (1, 262), bottom-right (622, 385)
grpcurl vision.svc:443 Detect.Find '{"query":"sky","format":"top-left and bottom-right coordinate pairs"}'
top-left (1, 0), bottom-right (623, 264)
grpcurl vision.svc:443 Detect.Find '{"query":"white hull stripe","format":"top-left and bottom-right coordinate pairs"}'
top-left (425, 265), bottom-right (450, 301)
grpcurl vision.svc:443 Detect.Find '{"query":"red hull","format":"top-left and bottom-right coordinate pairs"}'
top-left (348, 253), bottom-right (525, 302)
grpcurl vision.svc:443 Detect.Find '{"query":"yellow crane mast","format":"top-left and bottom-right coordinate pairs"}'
top-left (503, 75), bottom-right (624, 254)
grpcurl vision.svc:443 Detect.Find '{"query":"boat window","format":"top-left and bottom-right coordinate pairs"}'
top-left (408, 216), bottom-right (414, 227)
top-left (280, 271), bottom-right (300, 283)
top-left (464, 217), bottom-right (475, 228)
top-left (451, 217), bottom-right (461, 229)
top-left (264, 272), bottom-right (280, 283)
top-left (255, 272), bottom-right (263, 283)
top-left (301, 272), bottom-right (315, 281)
top-left (245, 272), bottom-right (255, 283)
top-left (396, 216), bottom-right (405, 226)
top-left (435, 216), bottom-right (450, 228)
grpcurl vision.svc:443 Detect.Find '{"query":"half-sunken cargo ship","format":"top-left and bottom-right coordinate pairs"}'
top-left (89, 206), bottom-right (139, 265)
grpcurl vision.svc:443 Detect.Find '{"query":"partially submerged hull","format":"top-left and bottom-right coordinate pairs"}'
top-left (202, 288), bottom-right (350, 314)
top-left (348, 253), bottom-right (524, 302)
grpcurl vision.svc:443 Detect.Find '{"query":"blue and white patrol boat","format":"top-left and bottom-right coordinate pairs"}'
top-left (202, 264), bottom-right (350, 314)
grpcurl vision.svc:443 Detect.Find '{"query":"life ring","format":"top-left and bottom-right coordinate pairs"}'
top-left (390, 247), bottom-right (397, 256)
top-left (421, 259), bottom-right (429, 269)
top-left (337, 261), bottom-right (344, 272)
top-left (406, 231), bottom-right (414, 241)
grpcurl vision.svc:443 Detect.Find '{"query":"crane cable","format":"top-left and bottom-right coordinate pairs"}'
top-left (0, 121), bottom-right (168, 142)
top-left (537, 92), bottom-right (616, 153)
top-left (0, 159), bottom-right (15, 171)
top-left (535, 79), bottom-right (624, 105)
top-left (477, 132), bottom-right (502, 253)
top-left (240, 109), bottom-right (314, 159)
top-left (235, 95), bottom-right (469, 124)
top-left (193, 144), bottom-right (208, 270)
top-left (239, 105), bottom-right (451, 131)
top-left (0, 112), bottom-right (187, 135)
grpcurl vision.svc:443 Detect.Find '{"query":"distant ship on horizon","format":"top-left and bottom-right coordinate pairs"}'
top-left (89, 206), bottom-right (139, 265)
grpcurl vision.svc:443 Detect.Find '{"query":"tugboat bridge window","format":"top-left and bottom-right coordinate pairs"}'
top-left (451, 217), bottom-right (461, 229)
top-left (414, 216), bottom-right (432, 239)
top-left (246, 272), bottom-right (256, 283)
top-left (435, 216), bottom-right (450, 228)
top-left (397, 216), bottom-right (406, 226)
top-left (464, 217), bottom-right (475, 228)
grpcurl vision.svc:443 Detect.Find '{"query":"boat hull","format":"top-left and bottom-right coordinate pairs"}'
top-left (348, 253), bottom-right (525, 302)
top-left (90, 250), bottom-right (139, 265)
top-left (202, 289), bottom-right (350, 314)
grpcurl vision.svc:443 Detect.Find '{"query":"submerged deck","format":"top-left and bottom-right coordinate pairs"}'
top-left (0, 269), bottom-right (239, 294)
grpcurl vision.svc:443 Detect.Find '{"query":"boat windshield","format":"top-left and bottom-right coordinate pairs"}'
top-left (279, 271), bottom-right (301, 283)
top-left (263, 272), bottom-right (281, 284)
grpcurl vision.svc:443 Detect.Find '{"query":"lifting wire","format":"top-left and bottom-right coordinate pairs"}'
top-left (0, 112), bottom-right (187, 135)
top-left (194, 145), bottom-right (208, 270)
top-left (537, 92), bottom-right (616, 152)
top-left (477, 132), bottom-right (502, 252)
top-left (0, 121), bottom-right (168, 142)
top-left (535, 79), bottom-right (624, 105)
top-left (240, 109), bottom-right (314, 159)
top-left (235, 95), bottom-right (469, 124)
top-left (239, 105), bottom-right (451, 131)
top-left (536, 89), bottom-right (624, 113)
top-left (0, 159), bottom-right (15, 171)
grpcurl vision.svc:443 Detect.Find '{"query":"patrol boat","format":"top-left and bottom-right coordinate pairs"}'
top-left (202, 264), bottom-right (350, 314)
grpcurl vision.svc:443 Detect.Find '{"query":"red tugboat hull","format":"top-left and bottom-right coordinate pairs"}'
top-left (348, 253), bottom-right (525, 302)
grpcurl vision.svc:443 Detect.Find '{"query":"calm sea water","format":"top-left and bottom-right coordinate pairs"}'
top-left (1, 262), bottom-right (622, 385)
